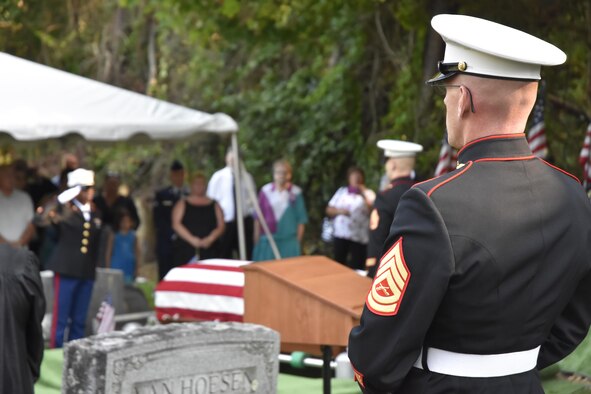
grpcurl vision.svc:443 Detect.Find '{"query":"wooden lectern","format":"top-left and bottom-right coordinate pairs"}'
top-left (242, 255), bottom-right (372, 355)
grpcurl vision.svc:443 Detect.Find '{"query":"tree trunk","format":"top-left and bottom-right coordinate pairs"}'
top-left (98, 6), bottom-right (128, 85)
top-left (146, 15), bottom-right (157, 96)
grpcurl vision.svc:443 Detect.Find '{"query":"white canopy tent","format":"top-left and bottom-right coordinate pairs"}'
top-left (0, 51), bottom-right (282, 261)
top-left (0, 52), bottom-right (238, 140)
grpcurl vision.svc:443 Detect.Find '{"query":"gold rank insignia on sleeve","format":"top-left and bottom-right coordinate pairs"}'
top-left (366, 237), bottom-right (410, 316)
top-left (369, 208), bottom-right (380, 231)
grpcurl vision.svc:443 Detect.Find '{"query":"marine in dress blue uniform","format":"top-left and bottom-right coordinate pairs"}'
top-left (153, 160), bottom-right (188, 280)
top-left (349, 14), bottom-right (591, 393)
top-left (45, 169), bottom-right (102, 348)
top-left (366, 140), bottom-right (422, 278)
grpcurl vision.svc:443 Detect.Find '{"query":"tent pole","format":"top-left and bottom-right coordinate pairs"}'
top-left (231, 133), bottom-right (247, 260)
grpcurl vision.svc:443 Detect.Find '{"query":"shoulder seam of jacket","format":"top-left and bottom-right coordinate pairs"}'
top-left (426, 161), bottom-right (474, 197)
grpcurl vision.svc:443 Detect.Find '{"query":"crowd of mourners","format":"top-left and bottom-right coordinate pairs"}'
top-left (0, 145), bottom-right (409, 280)
top-left (1, 144), bottom-right (405, 359)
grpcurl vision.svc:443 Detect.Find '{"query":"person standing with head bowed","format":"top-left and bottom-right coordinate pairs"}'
top-left (171, 172), bottom-right (225, 265)
top-left (349, 14), bottom-right (591, 393)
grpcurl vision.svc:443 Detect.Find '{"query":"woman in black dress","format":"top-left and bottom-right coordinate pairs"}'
top-left (171, 173), bottom-right (225, 266)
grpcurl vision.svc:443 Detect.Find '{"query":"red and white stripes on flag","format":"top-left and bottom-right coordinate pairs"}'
top-left (579, 122), bottom-right (591, 191)
top-left (527, 86), bottom-right (548, 159)
top-left (155, 259), bottom-right (252, 322)
top-left (96, 295), bottom-right (115, 334)
top-left (435, 138), bottom-right (458, 177)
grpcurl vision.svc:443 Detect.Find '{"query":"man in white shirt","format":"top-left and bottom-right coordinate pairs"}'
top-left (207, 149), bottom-right (256, 259)
top-left (0, 164), bottom-right (35, 248)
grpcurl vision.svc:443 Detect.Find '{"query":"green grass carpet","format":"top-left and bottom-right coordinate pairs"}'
top-left (35, 348), bottom-right (591, 394)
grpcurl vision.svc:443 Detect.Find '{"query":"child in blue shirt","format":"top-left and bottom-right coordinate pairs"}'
top-left (106, 210), bottom-right (140, 283)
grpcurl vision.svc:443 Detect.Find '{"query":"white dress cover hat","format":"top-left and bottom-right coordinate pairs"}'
top-left (427, 14), bottom-right (566, 84)
top-left (57, 168), bottom-right (95, 204)
top-left (377, 140), bottom-right (423, 158)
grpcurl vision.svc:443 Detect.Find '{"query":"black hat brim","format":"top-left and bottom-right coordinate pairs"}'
top-left (426, 71), bottom-right (457, 85)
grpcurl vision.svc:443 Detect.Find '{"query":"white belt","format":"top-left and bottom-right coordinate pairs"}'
top-left (413, 346), bottom-right (540, 378)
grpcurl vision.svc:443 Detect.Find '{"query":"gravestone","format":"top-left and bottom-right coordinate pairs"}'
top-left (62, 322), bottom-right (279, 394)
top-left (85, 268), bottom-right (125, 335)
top-left (39, 268), bottom-right (127, 340)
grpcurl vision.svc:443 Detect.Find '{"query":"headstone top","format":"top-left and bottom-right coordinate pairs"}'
top-left (63, 322), bottom-right (279, 394)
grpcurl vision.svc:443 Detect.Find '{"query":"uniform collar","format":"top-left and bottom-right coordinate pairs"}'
top-left (457, 133), bottom-right (532, 164)
top-left (72, 198), bottom-right (92, 221)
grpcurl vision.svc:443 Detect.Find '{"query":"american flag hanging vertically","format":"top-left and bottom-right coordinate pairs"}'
top-left (434, 136), bottom-right (458, 177)
top-left (527, 84), bottom-right (548, 159)
top-left (579, 122), bottom-right (591, 191)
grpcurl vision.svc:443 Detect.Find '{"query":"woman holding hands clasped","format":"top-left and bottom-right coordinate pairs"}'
top-left (172, 173), bottom-right (224, 266)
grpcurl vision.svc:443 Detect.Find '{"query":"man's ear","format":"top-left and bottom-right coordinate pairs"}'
top-left (457, 86), bottom-right (471, 118)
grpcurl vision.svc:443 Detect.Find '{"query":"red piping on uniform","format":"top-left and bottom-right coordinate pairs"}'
top-left (475, 156), bottom-right (536, 163)
top-left (352, 364), bottom-right (366, 388)
top-left (458, 133), bottom-right (525, 155)
top-left (50, 273), bottom-right (60, 348)
top-left (538, 158), bottom-right (581, 184)
top-left (413, 177), bottom-right (437, 188)
top-left (427, 161), bottom-right (474, 197)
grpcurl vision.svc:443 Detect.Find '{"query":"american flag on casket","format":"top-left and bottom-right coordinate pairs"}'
top-left (155, 259), bottom-right (252, 322)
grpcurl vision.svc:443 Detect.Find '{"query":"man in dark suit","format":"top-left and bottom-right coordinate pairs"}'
top-left (0, 244), bottom-right (45, 394)
top-left (45, 168), bottom-right (102, 348)
top-left (153, 160), bottom-right (188, 280)
top-left (366, 140), bottom-right (422, 278)
top-left (349, 14), bottom-right (591, 393)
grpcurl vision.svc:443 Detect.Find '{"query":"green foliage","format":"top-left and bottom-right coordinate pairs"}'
top-left (1, 0), bottom-right (590, 251)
